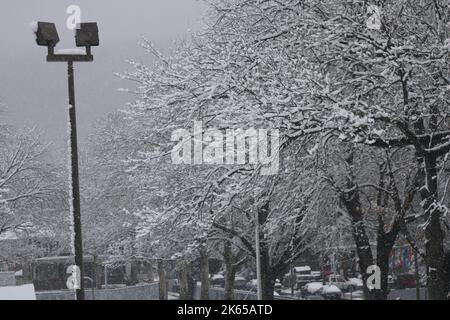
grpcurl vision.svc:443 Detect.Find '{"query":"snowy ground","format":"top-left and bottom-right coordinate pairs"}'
top-left (0, 284), bottom-right (36, 300)
top-left (164, 288), bottom-right (429, 301)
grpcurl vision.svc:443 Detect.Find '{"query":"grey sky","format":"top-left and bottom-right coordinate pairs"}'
top-left (0, 0), bottom-right (206, 146)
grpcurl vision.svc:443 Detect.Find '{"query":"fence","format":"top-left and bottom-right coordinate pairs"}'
top-left (36, 283), bottom-right (160, 300)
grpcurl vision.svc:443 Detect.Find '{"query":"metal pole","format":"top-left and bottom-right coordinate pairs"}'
top-left (290, 261), bottom-right (294, 297)
top-left (290, 224), bottom-right (295, 297)
top-left (104, 265), bottom-right (108, 289)
top-left (255, 210), bottom-right (263, 300)
top-left (67, 60), bottom-right (85, 300)
top-left (414, 251), bottom-right (420, 300)
top-left (83, 277), bottom-right (95, 300)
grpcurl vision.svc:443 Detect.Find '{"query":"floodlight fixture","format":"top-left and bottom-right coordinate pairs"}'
top-left (75, 23), bottom-right (100, 48)
top-left (33, 22), bottom-right (60, 48)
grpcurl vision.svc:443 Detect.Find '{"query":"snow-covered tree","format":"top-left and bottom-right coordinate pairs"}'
top-left (0, 128), bottom-right (65, 238)
top-left (114, 0), bottom-right (450, 300)
top-left (156, 0), bottom-right (450, 299)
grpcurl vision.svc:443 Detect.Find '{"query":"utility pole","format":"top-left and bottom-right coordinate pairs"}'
top-left (33, 21), bottom-right (99, 300)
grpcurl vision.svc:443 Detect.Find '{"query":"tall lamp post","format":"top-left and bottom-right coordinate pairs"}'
top-left (33, 22), bottom-right (99, 300)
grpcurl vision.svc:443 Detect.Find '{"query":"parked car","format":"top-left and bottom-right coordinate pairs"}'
top-left (302, 281), bottom-right (324, 296)
top-left (282, 267), bottom-right (322, 289)
top-left (317, 284), bottom-right (344, 300)
top-left (278, 288), bottom-right (294, 297)
top-left (347, 277), bottom-right (364, 291)
top-left (211, 274), bottom-right (225, 287)
top-left (234, 276), bottom-right (248, 290)
top-left (293, 290), bottom-right (303, 299)
top-left (326, 274), bottom-right (351, 292)
top-left (295, 274), bottom-right (323, 289)
top-left (343, 290), bottom-right (364, 300)
top-left (396, 273), bottom-right (417, 289)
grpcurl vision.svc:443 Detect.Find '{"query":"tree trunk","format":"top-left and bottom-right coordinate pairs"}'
top-left (373, 214), bottom-right (399, 301)
top-left (200, 246), bottom-right (210, 300)
top-left (341, 183), bottom-right (375, 300)
top-left (224, 241), bottom-right (236, 300)
top-left (179, 264), bottom-right (189, 300)
top-left (158, 260), bottom-right (168, 300)
top-left (421, 157), bottom-right (449, 300)
top-left (255, 200), bottom-right (275, 300)
top-left (260, 245), bottom-right (275, 300)
top-left (373, 169), bottom-right (393, 301)
top-left (373, 244), bottom-right (391, 300)
top-left (425, 212), bottom-right (448, 300)
top-left (352, 221), bottom-right (375, 300)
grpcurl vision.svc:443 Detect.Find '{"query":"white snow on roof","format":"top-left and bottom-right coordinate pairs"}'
top-left (322, 285), bottom-right (342, 294)
top-left (30, 21), bottom-right (38, 33)
top-left (0, 284), bottom-right (36, 300)
top-left (294, 266), bottom-right (311, 273)
top-left (348, 278), bottom-right (363, 287)
top-left (34, 256), bottom-right (72, 261)
top-left (55, 48), bottom-right (86, 55)
top-left (304, 282), bottom-right (324, 294)
top-left (211, 274), bottom-right (224, 280)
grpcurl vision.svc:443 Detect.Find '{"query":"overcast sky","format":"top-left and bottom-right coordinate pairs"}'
top-left (0, 0), bottom-right (206, 146)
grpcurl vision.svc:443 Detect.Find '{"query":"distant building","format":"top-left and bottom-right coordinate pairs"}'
top-left (294, 266), bottom-right (312, 275)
